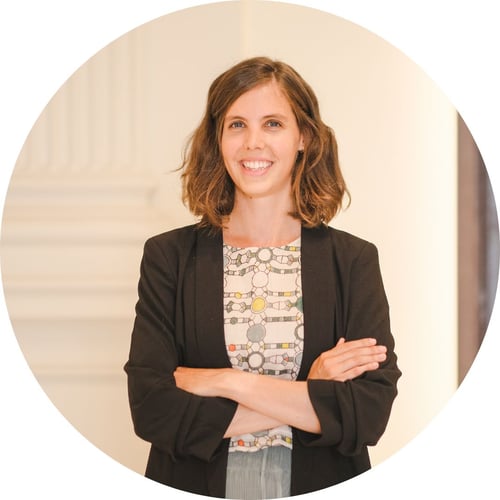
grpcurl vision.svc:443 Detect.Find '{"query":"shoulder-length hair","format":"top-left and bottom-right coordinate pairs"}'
top-left (181, 56), bottom-right (349, 230)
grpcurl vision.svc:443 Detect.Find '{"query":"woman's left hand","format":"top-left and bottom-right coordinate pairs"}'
top-left (307, 337), bottom-right (387, 382)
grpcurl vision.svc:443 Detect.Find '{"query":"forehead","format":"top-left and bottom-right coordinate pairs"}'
top-left (225, 80), bottom-right (294, 116)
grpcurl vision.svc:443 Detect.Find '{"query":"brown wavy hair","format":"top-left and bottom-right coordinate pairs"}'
top-left (181, 56), bottom-right (349, 229)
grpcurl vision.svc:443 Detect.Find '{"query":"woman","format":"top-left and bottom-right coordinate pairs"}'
top-left (124, 57), bottom-right (401, 498)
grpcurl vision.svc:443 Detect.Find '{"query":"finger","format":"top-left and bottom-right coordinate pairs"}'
top-left (330, 337), bottom-right (379, 356)
top-left (347, 349), bottom-right (386, 366)
top-left (321, 344), bottom-right (387, 365)
top-left (335, 362), bottom-right (380, 382)
top-left (321, 350), bottom-right (386, 378)
top-left (315, 343), bottom-right (384, 367)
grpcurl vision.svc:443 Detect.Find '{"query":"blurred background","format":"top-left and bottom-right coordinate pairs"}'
top-left (1, 1), bottom-right (498, 476)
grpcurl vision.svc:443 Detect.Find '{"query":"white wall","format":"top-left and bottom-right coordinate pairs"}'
top-left (1, 2), bottom-right (457, 476)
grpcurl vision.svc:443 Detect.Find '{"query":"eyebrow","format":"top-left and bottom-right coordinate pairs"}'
top-left (224, 113), bottom-right (290, 122)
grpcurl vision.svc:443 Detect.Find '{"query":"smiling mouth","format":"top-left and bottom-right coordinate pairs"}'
top-left (241, 160), bottom-right (273, 171)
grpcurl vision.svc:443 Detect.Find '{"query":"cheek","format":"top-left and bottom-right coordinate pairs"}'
top-left (281, 144), bottom-right (301, 164)
top-left (219, 141), bottom-right (230, 165)
top-left (220, 138), bottom-right (239, 164)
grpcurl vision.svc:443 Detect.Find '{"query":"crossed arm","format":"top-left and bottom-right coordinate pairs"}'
top-left (174, 337), bottom-right (387, 437)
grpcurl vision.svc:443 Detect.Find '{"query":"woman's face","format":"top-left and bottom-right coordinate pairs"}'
top-left (220, 80), bottom-right (304, 204)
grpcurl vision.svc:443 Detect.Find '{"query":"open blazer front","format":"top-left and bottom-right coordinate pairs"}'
top-left (125, 223), bottom-right (401, 497)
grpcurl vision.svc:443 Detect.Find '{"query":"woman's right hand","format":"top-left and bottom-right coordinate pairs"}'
top-left (307, 337), bottom-right (387, 382)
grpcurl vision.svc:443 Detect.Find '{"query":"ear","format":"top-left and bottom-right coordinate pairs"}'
top-left (298, 134), bottom-right (305, 152)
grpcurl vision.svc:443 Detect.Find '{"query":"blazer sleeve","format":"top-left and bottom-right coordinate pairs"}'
top-left (300, 241), bottom-right (401, 455)
top-left (124, 237), bottom-right (237, 462)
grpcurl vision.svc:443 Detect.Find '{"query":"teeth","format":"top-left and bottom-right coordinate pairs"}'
top-left (242, 161), bottom-right (272, 170)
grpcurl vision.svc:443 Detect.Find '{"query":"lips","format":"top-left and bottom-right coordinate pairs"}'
top-left (241, 160), bottom-right (273, 171)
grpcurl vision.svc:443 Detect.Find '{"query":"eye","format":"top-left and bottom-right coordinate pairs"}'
top-left (228, 120), bottom-right (245, 129)
top-left (265, 120), bottom-right (282, 128)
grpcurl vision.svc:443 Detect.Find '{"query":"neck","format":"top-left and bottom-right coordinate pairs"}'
top-left (223, 194), bottom-right (301, 247)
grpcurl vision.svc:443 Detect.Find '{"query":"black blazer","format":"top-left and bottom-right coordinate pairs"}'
top-left (124, 223), bottom-right (401, 497)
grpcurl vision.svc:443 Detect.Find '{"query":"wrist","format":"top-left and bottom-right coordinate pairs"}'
top-left (219, 368), bottom-right (246, 400)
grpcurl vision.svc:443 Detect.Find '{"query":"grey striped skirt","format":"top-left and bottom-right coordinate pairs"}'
top-left (225, 446), bottom-right (292, 499)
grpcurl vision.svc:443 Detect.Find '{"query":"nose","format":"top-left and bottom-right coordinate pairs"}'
top-left (244, 126), bottom-right (264, 150)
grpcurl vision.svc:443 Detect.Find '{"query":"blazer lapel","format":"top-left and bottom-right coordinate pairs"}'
top-left (194, 227), bottom-right (232, 368)
top-left (298, 225), bottom-right (337, 380)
